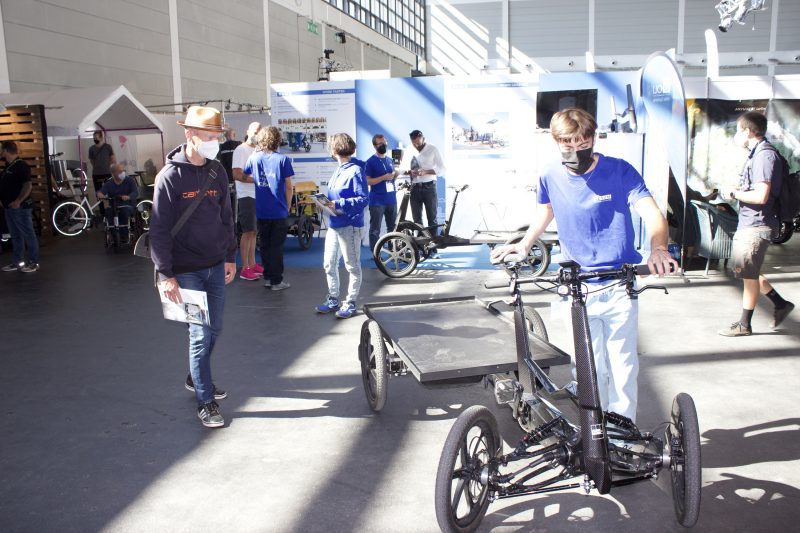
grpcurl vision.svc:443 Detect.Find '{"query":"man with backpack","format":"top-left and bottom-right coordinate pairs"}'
top-left (719, 111), bottom-right (794, 336)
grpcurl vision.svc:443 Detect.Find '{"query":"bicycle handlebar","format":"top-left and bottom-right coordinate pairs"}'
top-left (485, 260), bottom-right (670, 297)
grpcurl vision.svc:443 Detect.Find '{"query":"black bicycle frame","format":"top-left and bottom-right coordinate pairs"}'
top-left (509, 261), bottom-right (642, 495)
top-left (393, 182), bottom-right (467, 238)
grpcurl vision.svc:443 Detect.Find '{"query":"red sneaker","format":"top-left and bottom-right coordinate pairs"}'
top-left (253, 264), bottom-right (264, 274)
top-left (239, 267), bottom-right (260, 281)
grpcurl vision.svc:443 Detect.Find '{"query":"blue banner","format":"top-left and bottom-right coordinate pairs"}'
top-left (640, 53), bottom-right (688, 201)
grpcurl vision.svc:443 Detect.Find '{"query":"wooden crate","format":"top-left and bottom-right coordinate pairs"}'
top-left (0, 105), bottom-right (52, 238)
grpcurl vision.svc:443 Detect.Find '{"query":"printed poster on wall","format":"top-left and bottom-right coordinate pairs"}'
top-left (271, 81), bottom-right (356, 191)
top-left (687, 98), bottom-right (769, 193)
top-left (444, 76), bottom-right (540, 236)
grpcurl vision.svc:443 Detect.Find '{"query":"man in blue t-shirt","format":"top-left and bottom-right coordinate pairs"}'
top-left (365, 133), bottom-right (399, 251)
top-left (493, 108), bottom-right (677, 423)
top-left (243, 126), bottom-right (294, 290)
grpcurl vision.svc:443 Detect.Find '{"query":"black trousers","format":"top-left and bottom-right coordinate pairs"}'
top-left (410, 181), bottom-right (437, 231)
top-left (258, 218), bottom-right (288, 284)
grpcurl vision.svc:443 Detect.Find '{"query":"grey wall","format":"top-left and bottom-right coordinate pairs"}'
top-left (0, 0), bottom-right (413, 107)
top-left (429, 0), bottom-right (800, 76)
top-left (510, 0), bottom-right (589, 58)
top-left (176, 0), bottom-right (266, 104)
top-left (269, 1), bottom-right (321, 83)
top-left (2, 0), bottom-right (172, 104)
top-left (595, 0), bottom-right (679, 56)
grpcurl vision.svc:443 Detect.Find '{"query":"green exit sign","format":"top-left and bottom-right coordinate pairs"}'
top-left (307, 20), bottom-right (318, 35)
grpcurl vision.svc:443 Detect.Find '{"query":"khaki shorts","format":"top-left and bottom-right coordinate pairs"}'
top-left (237, 197), bottom-right (256, 233)
top-left (731, 226), bottom-right (773, 279)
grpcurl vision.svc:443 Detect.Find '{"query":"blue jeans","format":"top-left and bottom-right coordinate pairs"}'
top-left (323, 225), bottom-right (364, 304)
top-left (4, 207), bottom-right (39, 264)
top-left (175, 262), bottom-right (226, 406)
top-left (410, 181), bottom-right (437, 232)
top-left (368, 203), bottom-right (397, 251)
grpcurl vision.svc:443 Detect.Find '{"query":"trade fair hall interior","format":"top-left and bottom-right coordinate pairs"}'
top-left (0, 1), bottom-right (798, 532)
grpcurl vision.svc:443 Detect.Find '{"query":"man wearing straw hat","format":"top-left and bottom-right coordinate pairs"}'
top-left (149, 106), bottom-right (237, 428)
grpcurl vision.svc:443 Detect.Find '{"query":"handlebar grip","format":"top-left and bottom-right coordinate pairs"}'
top-left (490, 252), bottom-right (524, 266)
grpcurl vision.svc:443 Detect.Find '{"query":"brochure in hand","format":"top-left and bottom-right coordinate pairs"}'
top-left (160, 288), bottom-right (210, 326)
top-left (310, 193), bottom-right (342, 216)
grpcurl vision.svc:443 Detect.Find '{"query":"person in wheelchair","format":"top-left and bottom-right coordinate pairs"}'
top-left (97, 163), bottom-right (138, 243)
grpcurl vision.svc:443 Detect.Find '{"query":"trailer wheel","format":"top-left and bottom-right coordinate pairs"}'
top-left (359, 320), bottom-right (389, 412)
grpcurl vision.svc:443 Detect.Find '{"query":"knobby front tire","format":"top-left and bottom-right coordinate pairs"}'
top-left (669, 392), bottom-right (701, 528)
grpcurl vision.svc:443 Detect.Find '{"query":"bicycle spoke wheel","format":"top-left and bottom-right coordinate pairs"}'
top-left (358, 320), bottom-right (388, 412)
top-left (669, 392), bottom-right (701, 528)
top-left (374, 232), bottom-right (419, 278)
top-left (435, 405), bottom-right (500, 533)
top-left (52, 202), bottom-right (89, 236)
top-left (136, 200), bottom-right (153, 230)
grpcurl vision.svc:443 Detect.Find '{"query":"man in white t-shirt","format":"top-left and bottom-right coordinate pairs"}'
top-left (399, 129), bottom-right (446, 232)
top-left (232, 122), bottom-right (262, 281)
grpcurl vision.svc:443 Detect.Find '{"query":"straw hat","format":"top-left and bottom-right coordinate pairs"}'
top-left (177, 106), bottom-right (223, 132)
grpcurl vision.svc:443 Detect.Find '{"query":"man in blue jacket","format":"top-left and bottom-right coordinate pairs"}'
top-left (97, 163), bottom-right (137, 243)
top-left (149, 106), bottom-right (237, 429)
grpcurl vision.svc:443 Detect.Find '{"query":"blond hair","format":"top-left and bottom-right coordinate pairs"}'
top-left (550, 108), bottom-right (597, 144)
top-left (256, 126), bottom-right (282, 152)
top-left (329, 133), bottom-right (356, 157)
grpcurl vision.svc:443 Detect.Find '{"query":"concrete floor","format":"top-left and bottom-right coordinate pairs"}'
top-left (0, 232), bottom-right (798, 533)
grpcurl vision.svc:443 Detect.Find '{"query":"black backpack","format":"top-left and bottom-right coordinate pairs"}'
top-left (760, 144), bottom-right (800, 221)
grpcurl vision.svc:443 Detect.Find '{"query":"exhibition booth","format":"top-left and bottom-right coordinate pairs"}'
top-left (0, 86), bottom-right (164, 236)
top-left (270, 55), bottom-right (799, 265)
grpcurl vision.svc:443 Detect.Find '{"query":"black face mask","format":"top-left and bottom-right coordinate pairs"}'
top-left (561, 147), bottom-right (594, 175)
top-left (376, 144), bottom-right (387, 155)
top-left (94, 138), bottom-right (101, 145)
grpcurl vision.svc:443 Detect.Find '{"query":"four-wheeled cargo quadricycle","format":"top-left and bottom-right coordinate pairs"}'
top-left (358, 257), bottom-right (701, 531)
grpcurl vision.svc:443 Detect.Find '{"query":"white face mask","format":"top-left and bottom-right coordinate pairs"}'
top-left (195, 139), bottom-right (220, 159)
top-left (117, 172), bottom-right (126, 181)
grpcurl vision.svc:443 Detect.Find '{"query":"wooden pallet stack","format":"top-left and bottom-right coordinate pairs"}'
top-left (0, 105), bottom-right (52, 238)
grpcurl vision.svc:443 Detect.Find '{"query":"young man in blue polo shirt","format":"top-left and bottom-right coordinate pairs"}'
top-left (365, 134), bottom-right (399, 251)
top-left (492, 108), bottom-right (677, 423)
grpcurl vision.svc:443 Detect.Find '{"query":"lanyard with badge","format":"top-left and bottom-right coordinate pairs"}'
top-left (383, 157), bottom-right (395, 193)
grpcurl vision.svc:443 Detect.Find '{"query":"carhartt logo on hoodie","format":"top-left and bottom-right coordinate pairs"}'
top-left (182, 189), bottom-right (220, 199)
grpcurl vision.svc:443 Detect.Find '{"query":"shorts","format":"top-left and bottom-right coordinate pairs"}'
top-left (237, 196), bottom-right (256, 233)
top-left (731, 226), bottom-right (773, 280)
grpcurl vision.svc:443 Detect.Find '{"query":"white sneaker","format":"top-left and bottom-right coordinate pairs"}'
top-left (20, 263), bottom-right (39, 273)
top-left (270, 280), bottom-right (291, 291)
